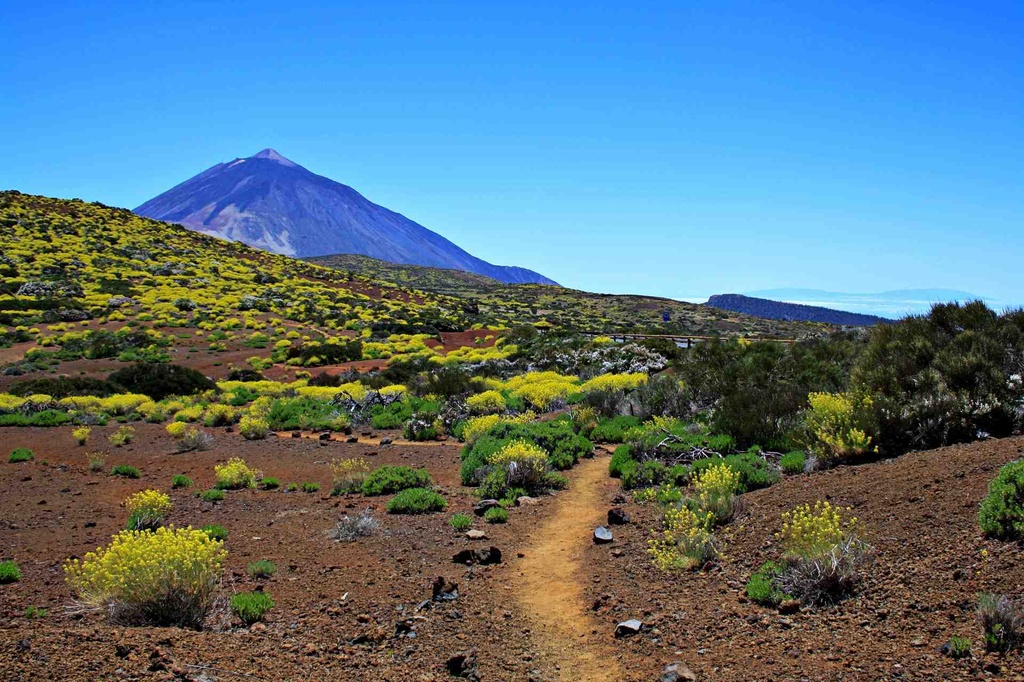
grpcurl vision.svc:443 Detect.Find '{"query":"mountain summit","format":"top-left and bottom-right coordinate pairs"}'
top-left (134, 150), bottom-right (556, 285)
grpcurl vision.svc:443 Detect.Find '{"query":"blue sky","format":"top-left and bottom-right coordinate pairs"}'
top-left (4, 1), bottom-right (1022, 309)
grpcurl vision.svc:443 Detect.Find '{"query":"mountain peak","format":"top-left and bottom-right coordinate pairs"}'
top-left (250, 148), bottom-right (298, 167)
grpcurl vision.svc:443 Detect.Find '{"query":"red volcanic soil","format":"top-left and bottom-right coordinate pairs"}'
top-left (1, 426), bottom-right (1022, 681)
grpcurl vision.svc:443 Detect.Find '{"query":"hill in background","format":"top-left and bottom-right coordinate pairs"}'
top-left (706, 293), bottom-right (889, 326)
top-left (134, 149), bottom-right (555, 285)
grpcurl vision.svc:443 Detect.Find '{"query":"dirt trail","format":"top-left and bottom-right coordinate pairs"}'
top-left (516, 454), bottom-right (623, 681)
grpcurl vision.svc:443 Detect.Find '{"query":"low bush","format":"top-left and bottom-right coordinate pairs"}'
top-left (300, 481), bottom-right (321, 493)
top-left (745, 561), bottom-right (788, 606)
top-left (328, 511), bottom-right (380, 541)
top-left (111, 464), bottom-right (140, 479)
top-left (108, 425), bottom-right (135, 447)
top-left (231, 591), bottom-right (274, 625)
top-left (386, 488), bottom-right (447, 514)
top-left (943, 636), bottom-right (972, 660)
top-left (591, 415), bottom-right (641, 443)
top-left (266, 396), bottom-right (346, 432)
top-left (200, 489), bottom-right (225, 503)
top-left (124, 489), bottom-right (172, 531)
top-left (63, 527), bottom-right (226, 627)
top-left (107, 363), bottom-right (216, 401)
top-left (780, 451), bottom-right (806, 474)
top-left (201, 524), bottom-right (228, 540)
top-left (239, 415), bottom-right (270, 440)
top-left (247, 560), bottom-right (277, 579)
top-left (648, 505), bottom-right (716, 571)
top-left (8, 447), bottom-right (33, 463)
top-left (979, 460), bottom-right (1024, 540)
top-left (88, 451), bottom-right (105, 472)
top-left (608, 444), bottom-right (635, 478)
top-left (362, 465), bottom-right (432, 496)
top-left (0, 560), bottom-right (22, 584)
top-left (977, 593), bottom-right (1023, 652)
top-left (260, 477), bottom-right (280, 490)
top-left (214, 458), bottom-right (257, 490)
top-left (171, 474), bottom-right (192, 489)
top-left (691, 461), bottom-right (741, 525)
top-left (484, 507), bottom-right (509, 524)
top-left (450, 513), bottom-right (473, 531)
top-left (329, 457), bottom-right (371, 495)
top-left (176, 427), bottom-right (213, 453)
top-left (73, 426), bottom-right (91, 446)
top-left (799, 392), bottom-right (875, 462)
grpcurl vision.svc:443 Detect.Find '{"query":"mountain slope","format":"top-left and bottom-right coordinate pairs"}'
top-left (706, 293), bottom-right (889, 326)
top-left (746, 288), bottom-right (988, 318)
top-left (134, 149), bottom-right (556, 285)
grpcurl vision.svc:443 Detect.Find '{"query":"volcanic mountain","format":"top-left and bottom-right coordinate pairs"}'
top-left (134, 149), bottom-right (556, 285)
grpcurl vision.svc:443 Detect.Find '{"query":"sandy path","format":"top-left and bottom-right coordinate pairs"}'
top-left (515, 454), bottom-right (623, 681)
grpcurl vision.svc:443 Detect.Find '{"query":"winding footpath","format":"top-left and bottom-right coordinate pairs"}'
top-left (515, 454), bottom-right (624, 681)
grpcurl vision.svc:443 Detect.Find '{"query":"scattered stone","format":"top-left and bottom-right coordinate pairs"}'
top-left (661, 661), bottom-right (697, 681)
top-left (380, 437), bottom-right (393, 445)
top-left (346, 436), bottom-right (359, 443)
top-left (452, 547), bottom-right (502, 566)
top-left (778, 599), bottom-right (801, 615)
top-left (593, 526), bottom-right (614, 544)
top-left (607, 508), bottom-right (630, 525)
top-left (465, 529), bottom-right (487, 540)
top-left (84, 521), bottom-right (96, 528)
top-left (517, 496), bottom-right (540, 506)
top-left (614, 619), bottom-right (643, 638)
top-left (446, 648), bottom-right (480, 680)
top-left (318, 432), bottom-right (331, 442)
top-left (291, 431), bottom-right (302, 439)
top-left (432, 576), bottom-right (459, 601)
top-left (473, 499), bottom-right (501, 517)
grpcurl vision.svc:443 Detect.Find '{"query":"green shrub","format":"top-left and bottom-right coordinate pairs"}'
top-left (459, 420), bottom-right (592, 484)
top-left (8, 376), bottom-right (120, 399)
top-left (745, 561), bottom-right (787, 605)
top-left (450, 513), bottom-right (473, 531)
top-left (543, 471), bottom-right (569, 490)
top-left (200, 489), bottom-right (225, 503)
top-left (24, 605), bottom-right (46, 619)
top-left (0, 560), bottom-right (22, 584)
top-left (299, 481), bottom-right (321, 493)
top-left (201, 524), bottom-right (228, 540)
top-left (110, 464), bottom-right (140, 479)
top-left (362, 465), bottom-right (432, 496)
top-left (261, 477), bottom-right (280, 490)
top-left (484, 507), bottom-right (509, 524)
top-left (977, 593), bottom-right (1022, 652)
top-left (591, 416), bottom-right (641, 443)
top-left (108, 425), bottom-right (135, 447)
top-left (231, 591), bottom-right (274, 624)
top-left (386, 488), bottom-right (447, 514)
top-left (266, 397), bottom-right (346, 431)
top-left (979, 460), bottom-right (1024, 539)
top-left (247, 560), bottom-right (277, 579)
top-left (780, 451), bottom-right (806, 475)
top-left (107, 363), bottom-right (216, 401)
top-left (171, 474), bottom-right (193, 489)
top-left (0, 410), bottom-right (71, 427)
top-left (944, 636), bottom-right (972, 659)
top-left (608, 445), bottom-right (635, 478)
top-left (8, 448), bottom-right (33, 463)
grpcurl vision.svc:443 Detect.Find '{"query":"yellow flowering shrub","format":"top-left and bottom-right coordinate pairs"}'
top-left (692, 461), bottom-right (741, 524)
top-left (803, 392), bottom-right (875, 460)
top-left (779, 501), bottom-right (857, 560)
top-left (466, 390), bottom-right (507, 415)
top-left (73, 426), bottom-right (91, 446)
top-left (461, 411), bottom-right (536, 445)
top-left (648, 505), bottom-right (716, 571)
top-left (123, 489), bottom-right (172, 530)
top-left (203, 403), bottom-right (236, 427)
top-left (64, 526), bottom-right (226, 627)
top-left (497, 371), bottom-right (578, 410)
top-left (239, 415), bottom-right (270, 440)
top-left (329, 457), bottom-right (371, 494)
top-left (166, 421), bottom-right (188, 439)
top-left (172, 405), bottom-right (204, 423)
top-left (489, 440), bottom-right (549, 487)
top-left (579, 373), bottom-right (648, 394)
top-left (214, 458), bottom-right (258, 489)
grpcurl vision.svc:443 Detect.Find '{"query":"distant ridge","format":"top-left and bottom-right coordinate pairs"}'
top-left (134, 149), bottom-right (556, 285)
top-left (706, 293), bottom-right (889, 326)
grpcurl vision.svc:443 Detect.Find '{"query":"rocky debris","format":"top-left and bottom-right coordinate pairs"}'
top-left (517, 496), bottom-right (541, 506)
top-left (465, 529), bottom-right (487, 540)
top-left (473, 499), bottom-right (501, 517)
top-left (446, 648), bottom-right (480, 680)
top-left (614, 619), bottom-right (643, 638)
top-left (318, 432), bottom-right (331, 442)
top-left (452, 547), bottom-right (502, 566)
top-left (661, 661), bottom-right (697, 681)
top-left (607, 508), bottom-right (630, 525)
top-left (291, 431), bottom-right (301, 439)
top-left (380, 437), bottom-right (393, 445)
top-left (593, 526), bottom-right (614, 544)
top-left (432, 576), bottom-right (459, 602)
top-left (346, 436), bottom-right (359, 443)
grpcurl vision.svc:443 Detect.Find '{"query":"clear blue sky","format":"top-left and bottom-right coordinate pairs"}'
top-left (4, 1), bottom-right (1022, 307)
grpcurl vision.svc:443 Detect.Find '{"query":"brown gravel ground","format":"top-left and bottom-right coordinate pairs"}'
top-left (1, 426), bottom-right (1023, 681)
